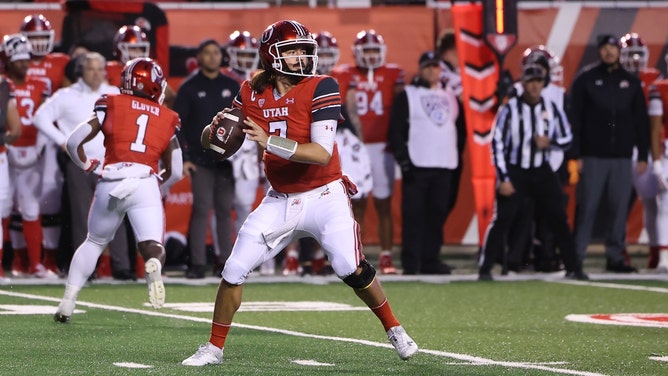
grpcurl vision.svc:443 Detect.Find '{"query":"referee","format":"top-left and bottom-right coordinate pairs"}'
top-left (478, 63), bottom-right (587, 281)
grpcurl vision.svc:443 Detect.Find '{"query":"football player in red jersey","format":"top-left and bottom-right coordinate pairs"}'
top-left (332, 30), bottom-right (405, 274)
top-left (20, 13), bottom-right (71, 275)
top-left (108, 25), bottom-right (175, 108)
top-left (54, 58), bottom-right (183, 323)
top-left (21, 14), bottom-right (70, 91)
top-left (224, 30), bottom-right (260, 82)
top-left (646, 67), bottom-right (668, 272)
top-left (1, 34), bottom-right (51, 278)
top-left (182, 20), bottom-right (418, 366)
top-left (621, 33), bottom-right (666, 270)
top-left (0, 72), bottom-right (22, 283)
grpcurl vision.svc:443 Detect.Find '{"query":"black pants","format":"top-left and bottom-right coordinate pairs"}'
top-left (479, 165), bottom-right (580, 274)
top-left (188, 162), bottom-right (234, 268)
top-left (400, 168), bottom-right (455, 274)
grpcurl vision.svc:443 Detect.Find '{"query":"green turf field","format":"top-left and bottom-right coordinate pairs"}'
top-left (1, 277), bottom-right (667, 375)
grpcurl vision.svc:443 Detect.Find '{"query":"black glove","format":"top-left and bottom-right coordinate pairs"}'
top-left (399, 159), bottom-right (415, 184)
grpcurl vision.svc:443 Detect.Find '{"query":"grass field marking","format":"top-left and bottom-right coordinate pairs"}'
top-left (553, 280), bottom-right (668, 293)
top-left (0, 289), bottom-right (608, 376)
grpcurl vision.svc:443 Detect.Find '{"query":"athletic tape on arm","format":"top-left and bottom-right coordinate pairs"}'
top-left (266, 135), bottom-right (298, 160)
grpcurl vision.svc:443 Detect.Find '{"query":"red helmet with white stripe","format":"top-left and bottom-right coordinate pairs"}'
top-left (259, 20), bottom-right (318, 77)
top-left (227, 30), bottom-right (259, 74)
top-left (620, 33), bottom-right (648, 74)
top-left (314, 31), bottom-right (340, 74)
top-left (114, 25), bottom-right (150, 64)
top-left (353, 30), bottom-right (386, 70)
top-left (19, 14), bottom-right (54, 56)
top-left (120, 57), bottom-right (166, 105)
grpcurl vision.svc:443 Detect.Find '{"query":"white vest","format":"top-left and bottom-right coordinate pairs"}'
top-left (405, 85), bottom-right (459, 169)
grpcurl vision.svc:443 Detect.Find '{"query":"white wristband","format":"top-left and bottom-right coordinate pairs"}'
top-left (266, 135), bottom-right (297, 160)
top-left (654, 160), bottom-right (663, 175)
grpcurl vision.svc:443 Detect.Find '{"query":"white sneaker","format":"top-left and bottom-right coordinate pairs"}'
top-left (54, 299), bottom-right (76, 323)
top-left (32, 264), bottom-right (59, 279)
top-left (387, 325), bottom-right (418, 360)
top-left (145, 258), bottom-right (165, 309)
top-left (182, 342), bottom-right (223, 366)
top-left (657, 251), bottom-right (668, 273)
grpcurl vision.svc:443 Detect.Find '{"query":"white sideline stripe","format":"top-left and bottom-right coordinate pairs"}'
top-left (553, 280), bottom-right (668, 293)
top-left (0, 289), bottom-right (607, 376)
top-left (546, 3), bottom-right (582, 61)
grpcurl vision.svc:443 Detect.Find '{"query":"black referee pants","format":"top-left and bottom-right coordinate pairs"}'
top-left (479, 164), bottom-right (580, 274)
top-left (400, 168), bottom-right (455, 274)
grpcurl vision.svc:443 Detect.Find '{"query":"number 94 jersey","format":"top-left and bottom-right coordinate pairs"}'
top-left (334, 64), bottom-right (405, 144)
top-left (96, 93), bottom-right (180, 173)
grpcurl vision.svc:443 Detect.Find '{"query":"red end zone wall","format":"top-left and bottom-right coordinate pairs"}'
top-left (0, 4), bottom-right (659, 245)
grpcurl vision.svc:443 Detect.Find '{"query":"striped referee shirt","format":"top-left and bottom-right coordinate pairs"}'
top-left (492, 95), bottom-right (572, 182)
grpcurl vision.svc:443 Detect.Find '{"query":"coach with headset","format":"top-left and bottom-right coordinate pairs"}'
top-left (477, 62), bottom-right (587, 281)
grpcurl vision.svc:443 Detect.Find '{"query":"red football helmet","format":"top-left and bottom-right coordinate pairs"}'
top-left (314, 31), bottom-right (340, 74)
top-left (521, 45), bottom-right (563, 85)
top-left (113, 25), bottom-right (150, 64)
top-left (226, 30), bottom-right (259, 74)
top-left (353, 30), bottom-right (386, 70)
top-left (120, 57), bottom-right (166, 105)
top-left (2, 33), bottom-right (32, 64)
top-left (620, 33), bottom-right (648, 74)
top-left (259, 20), bottom-right (318, 77)
top-left (19, 14), bottom-right (54, 56)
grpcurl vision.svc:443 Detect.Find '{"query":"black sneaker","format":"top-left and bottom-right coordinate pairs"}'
top-left (112, 269), bottom-right (137, 281)
top-left (420, 263), bottom-right (453, 275)
top-left (186, 265), bottom-right (206, 279)
top-left (478, 272), bottom-right (493, 281)
top-left (565, 270), bottom-right (589, 281)
top-left (606, 260), bottom-right (638, 273)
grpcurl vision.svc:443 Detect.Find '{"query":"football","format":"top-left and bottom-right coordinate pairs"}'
top-left (208, 107), bottom-right (247, 160)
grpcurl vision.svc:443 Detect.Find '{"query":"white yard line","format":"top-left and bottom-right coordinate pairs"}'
top-left (552, 280), bottom-right (668, 293)
top-left (0, 289), bottom-right (608, 376)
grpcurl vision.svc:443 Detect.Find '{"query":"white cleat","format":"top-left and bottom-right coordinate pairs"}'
top-left (182, 342), bottom-right (223, 366)
top-left (144, 258), bottom-right (165, 309)
top-left (387, 325), bottom-right (418, 360)
top-left (54, 299), bottom-right (76, 323)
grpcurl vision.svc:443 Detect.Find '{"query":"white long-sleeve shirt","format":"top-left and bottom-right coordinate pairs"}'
top-left (33, 79), bottom-right (119, 164)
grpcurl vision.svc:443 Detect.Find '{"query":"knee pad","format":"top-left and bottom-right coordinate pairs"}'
top-left (342, 259), bottom-right (376, 290)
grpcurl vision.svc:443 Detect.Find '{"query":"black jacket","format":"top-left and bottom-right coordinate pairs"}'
top-left (567, 62), bottom-right (649, 161)
top-left (173, 69), bottom-right (240, 168)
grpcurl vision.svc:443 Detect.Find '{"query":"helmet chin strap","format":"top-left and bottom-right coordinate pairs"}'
top-left (366, 68), bottom-right (374, 85)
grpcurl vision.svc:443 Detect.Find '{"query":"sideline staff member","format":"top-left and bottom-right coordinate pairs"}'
top-left (478, 63), bottom-right (586, 281)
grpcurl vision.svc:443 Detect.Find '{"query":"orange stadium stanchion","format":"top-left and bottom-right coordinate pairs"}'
top-left (451, 3), bottom-right (499, 245)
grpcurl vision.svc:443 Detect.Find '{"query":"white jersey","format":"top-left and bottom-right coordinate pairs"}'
top-left (405, 84), bottom-right (459, 169)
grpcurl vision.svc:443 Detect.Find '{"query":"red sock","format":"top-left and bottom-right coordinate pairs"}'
top-left (97, 253), bottom-right (112, 278)
top-left (370, 298), bottom-right (401, 332)
top-left (209, 321), bottom-right (231, 349)
top-left (22, 219), bottom-right (43, 273)
top-left (648, 246), bottom-right (659, 269)
top-left (42, 248), bottom-right (59, 272)
top-left (135, 254), bottom-right (145, 278)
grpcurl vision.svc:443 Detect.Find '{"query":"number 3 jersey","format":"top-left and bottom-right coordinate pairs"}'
top-left (233, 75), bottom-right (342, 194)
top-left (332, 64), bottom-right (405, 144)
top-left (95, 93), bottom-right (180, 173)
